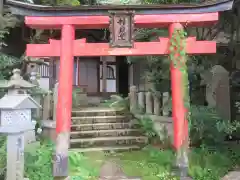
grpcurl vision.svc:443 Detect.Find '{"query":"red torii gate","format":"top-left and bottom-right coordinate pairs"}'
top-left (25, 13), bottom-right (217, 178)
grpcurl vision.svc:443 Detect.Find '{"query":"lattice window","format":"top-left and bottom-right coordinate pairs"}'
top-left (38, 64), bottom-right (49, 78)
top-left (1, 111), bottom-right (13, 126)
top-left (1, 109), bottom-right (31, 126)
top-left (17, 110), bottom-right (31, 122)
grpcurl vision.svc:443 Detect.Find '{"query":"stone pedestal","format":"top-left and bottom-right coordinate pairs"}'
top-left (0, 124), bottom-right (34, 180)
top-left (41, 120), bottom-right (56, 142)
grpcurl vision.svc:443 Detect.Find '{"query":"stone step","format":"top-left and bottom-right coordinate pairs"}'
top-left (70, 129), bottom-right (142, 138)
top-left (71, 122), bottom-right (138, 131)
top-left (70, 145), bottom-right (140, 152)
top-left (72, 107), bottom-right (126, 117)
top-left (71, 115), bottom-right (129, 124)
top-left (70, 136), bottom-right (148, 148)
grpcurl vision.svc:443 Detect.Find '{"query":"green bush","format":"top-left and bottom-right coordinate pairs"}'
top-left (189, 105), bottom-right (240, 146)
top-left (24, 141), bottom-right (54, 180)
top-left (24, 141), bottom-right (99, 180)
top-left (137, 116), bottom-right (158, 141)
top-left (0, 136), bottom-right (6, 179)
top-left (109, 95), bottom-right (129, 111)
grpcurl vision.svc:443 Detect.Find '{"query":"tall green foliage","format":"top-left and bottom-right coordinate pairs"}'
top-left (0, 9), bottom-right (19, 46)
top-left (0, 136), bottom-right (6, 178)
top-left (0, 54), bottom-right (21, 80)
top-left (143, 0), bottom-right (199, 4)
top-left (190, 105), bottom-right (240, 146)
top-left (40, 0), bottom-right (80, 5)
top-left (0, 9), bottom-right (20, 80)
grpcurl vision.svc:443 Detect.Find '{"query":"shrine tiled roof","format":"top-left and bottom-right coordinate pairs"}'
top-left (5, 0), bottom-right (234, 16)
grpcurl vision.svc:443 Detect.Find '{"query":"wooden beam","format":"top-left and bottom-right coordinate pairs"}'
top-left (101, 57), bottom-right (107, 98)
top-left (49, 58), bottom-right (55, 89)
top-left (26, 37), bottom-right (216, 57)
top-left (76, 57), bottom-right (80, 86)
top-left (49, 38), bottom-right (86, 45)
top-left (25, 13), bottom-right (218, 29)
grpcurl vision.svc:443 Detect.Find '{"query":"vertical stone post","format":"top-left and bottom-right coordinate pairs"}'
top-left (8, 133), bottom-right (24, 180)
top-left (129, 86), bottom-right (137, 112)
top-left (138, 92), bottom-right (145, 113)
top-left (0, 125), bottom-right (34, 180)
top-left (53, 82), bottom-right (59, 122)
top-left (162, 92), bottom-right (170, 116)
top-left (153, 95), bottom-right (161, 116)
top-left (129, 64), bottom-right (134, 86)
top-left (30, 71), bottom-right (41, 118)
top-left (146, 91), bottom-right (153, 114)
top-left (43, 91), bottom-right (52, 120)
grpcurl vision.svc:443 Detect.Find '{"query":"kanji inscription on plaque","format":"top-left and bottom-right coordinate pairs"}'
top-left (109, 11), bottom-right (134, 48)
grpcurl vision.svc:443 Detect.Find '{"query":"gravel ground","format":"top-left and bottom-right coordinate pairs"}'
top-left (222, 171), bottom-right (240, 180)
top-left (98, 160), bottom-right (140, 180)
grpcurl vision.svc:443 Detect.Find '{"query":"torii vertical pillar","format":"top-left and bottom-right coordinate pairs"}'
top-left (169, 23), bottom-right (190, 179)
top-left (53, 24), bottom-right (75, 179)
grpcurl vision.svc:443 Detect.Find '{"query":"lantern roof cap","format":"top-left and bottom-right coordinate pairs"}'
top-left (0, 94), bottom-right (41, 109)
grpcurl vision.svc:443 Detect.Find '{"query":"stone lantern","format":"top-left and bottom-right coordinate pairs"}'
top-left (0, 69), bottom-right (41, 144)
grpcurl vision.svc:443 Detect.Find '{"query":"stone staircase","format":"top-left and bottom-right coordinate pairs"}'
top-left (70, 107), bottom-right (148, 152)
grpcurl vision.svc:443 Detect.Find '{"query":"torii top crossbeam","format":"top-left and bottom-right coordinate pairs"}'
top-left (5, 0), bottom-right (234, 29)
top-left (4, 0), bottom-right (234, 58)
top-left (5, 0), bottom-right (234, 18)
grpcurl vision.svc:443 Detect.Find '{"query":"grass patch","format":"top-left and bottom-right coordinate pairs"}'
top-left (70, 145), bottom-right (240, 180)
top-left (108, 147), bottom-right (175, 180)
top-left (21, 141), bottom-right (240, 180)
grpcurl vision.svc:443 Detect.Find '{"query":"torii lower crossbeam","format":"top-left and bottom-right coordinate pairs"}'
top-left (26, 37), bottom-right (216, 57)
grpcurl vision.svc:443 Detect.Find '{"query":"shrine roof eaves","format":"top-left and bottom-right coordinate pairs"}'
top-left (5, 0), bottom-right (234, 17)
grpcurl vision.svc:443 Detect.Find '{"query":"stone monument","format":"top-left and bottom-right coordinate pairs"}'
top-left (201, 65), bottom-right (231, 120)
top-left (213, 66), bottom-right (231, 120)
